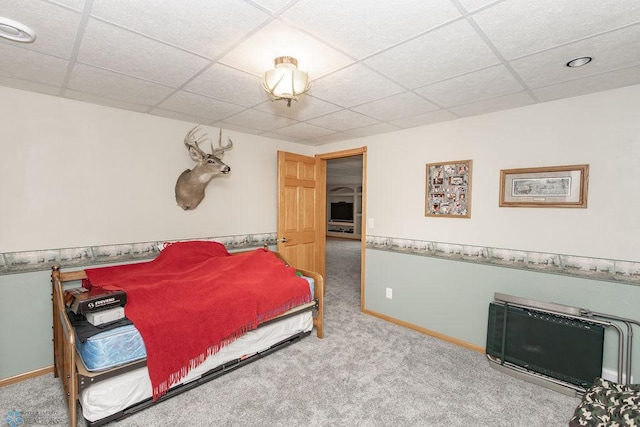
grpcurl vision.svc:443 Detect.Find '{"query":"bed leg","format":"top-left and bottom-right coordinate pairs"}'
top-left (314, 273), bottom-right (324, 339)
top-left (52, 266), bottom-right (61, 379)
top-left (69, 400), bottom-right (76, 427)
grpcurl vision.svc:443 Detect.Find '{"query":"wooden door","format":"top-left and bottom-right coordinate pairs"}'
top-left (277, 151), bottom-right (326, 279)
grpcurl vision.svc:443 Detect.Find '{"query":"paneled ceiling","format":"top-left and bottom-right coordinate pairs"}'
top-left (1, 0), bottom-right (639, 146)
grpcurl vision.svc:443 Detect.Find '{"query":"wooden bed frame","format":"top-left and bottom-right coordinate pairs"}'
top-left (51, 249), bottom-right (324, 427)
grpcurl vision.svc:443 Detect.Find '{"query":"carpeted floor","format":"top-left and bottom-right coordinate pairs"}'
top-left (0, 238), bottom-right (580, 426)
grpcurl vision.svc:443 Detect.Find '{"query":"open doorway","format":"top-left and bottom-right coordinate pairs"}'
top-left (324, 153), bottom-right (364, 310)
top-left (326, 156), bottom-right (363, 241)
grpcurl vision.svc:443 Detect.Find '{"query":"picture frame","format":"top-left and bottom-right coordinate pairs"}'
top-left (425, 160), bottom-right (472, 218)
top-left (499, 164), bottom-right (589, 208)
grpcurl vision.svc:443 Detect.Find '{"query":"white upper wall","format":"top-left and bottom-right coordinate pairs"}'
top-left (0, 86), bottom-right (314, 252)
top-left (2, 84), bottom-right (639, 262)
top-left (319, 84), bottom-right (640, 262)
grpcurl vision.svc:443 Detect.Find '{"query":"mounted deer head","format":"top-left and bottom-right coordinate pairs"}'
top-left (175, 126), bottom-right (233, 210)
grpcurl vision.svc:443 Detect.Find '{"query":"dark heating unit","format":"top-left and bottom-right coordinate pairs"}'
top-left (486, 293), bottom-right (638, 397)
top-left (486, 302), bottom-right (604, 389)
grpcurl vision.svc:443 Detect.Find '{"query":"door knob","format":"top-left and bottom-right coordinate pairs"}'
top-left (280, 237), bottom-right (288, 243)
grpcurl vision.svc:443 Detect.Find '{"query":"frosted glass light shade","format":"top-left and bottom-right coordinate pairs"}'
top-left (0, 17), bottom-right (36, 43)
top-left (262, 56), bottom-right (310, 106)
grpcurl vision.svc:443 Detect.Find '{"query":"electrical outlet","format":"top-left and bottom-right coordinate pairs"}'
top-left (367, 218), bottom-right (374, 229)
top-left (385, 288), bottom-right (392, 299)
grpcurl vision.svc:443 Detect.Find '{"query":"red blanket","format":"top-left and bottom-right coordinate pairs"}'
top-left (84, 241), bottom-right (312, 400)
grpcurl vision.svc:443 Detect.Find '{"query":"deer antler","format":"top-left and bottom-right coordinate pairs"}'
top-left (184, 126), bottom-right (209, 158)
top-left (212, 128), bottom-right (233, 158)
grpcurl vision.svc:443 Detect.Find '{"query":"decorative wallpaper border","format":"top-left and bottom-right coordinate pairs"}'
top-left (0, 233), bottom-right (276, 275)
top-left (3, 233), bottom-right (639, 286)
top-left (366, 235), bottom-right (640, 286)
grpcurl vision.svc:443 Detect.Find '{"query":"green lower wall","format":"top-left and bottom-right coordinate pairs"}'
top-left (0, 242), bottom-right (276, 381)
top-left (365, 248), bottom-right (640, 381)
top-left (0, 270), bottom-right (53, 379)
top-left (3, 246), bottom-right (638, 382)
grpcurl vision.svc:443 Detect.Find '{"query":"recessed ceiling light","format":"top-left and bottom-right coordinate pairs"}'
top-left (566, 57), bottom-right (592, 68)
top-left (0, 17), bottom-right (36, 43)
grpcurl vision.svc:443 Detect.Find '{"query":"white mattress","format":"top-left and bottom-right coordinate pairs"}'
top-left (80, 310), bottom-right (313, 422)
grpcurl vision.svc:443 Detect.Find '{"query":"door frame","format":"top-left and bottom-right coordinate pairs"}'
top-left (317, 147), bottom-right (367, 311)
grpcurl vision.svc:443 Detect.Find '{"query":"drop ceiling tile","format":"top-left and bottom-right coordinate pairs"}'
top-left (77, 18), bottom-right (210, 87)
top-left (510, 25), bottom-right (640, 89)
top-left (223, 109), bottom-right (298, 132)
top-left (311, 64), bottom-right (405, 107)
top-left (365, 19), bottom-right (500, 88)
top-left (282, 0), bottom-right (462, 59)
top-left (389, 109), bottom-right (459, 128)
top-left (149, 108), bottom-right (206, 124)
top-left (345, 122), bottom-right (402, 138)
top-left (219, 19), bottom-right (352, 81)
top-left (258, 131), bottom-right (300, 142)
top-left (415, 65), bottom-right (525, 107)
top-left (2, 0), bottom-right (640, 146)
top-left (254, 96), bottom-right (343, 121)
top-left (307, 132), bottom-right (354, 145)
top-left (473, 0), bottom-right (640, 60)
top-left (90, 0), bottom-right (269, 59)
top-left (212, 122), bottom-right (264, 135)
top-left (458, 0), bottom-right (501, 12)
top-left (532, 66), bottom-right (640, 102)
top-left (0, 0), bottom-right (82, 58)
top-left (250, 1), bottom-right (290, 12)
top-left (352, 92), bottom-right (439, 121)
top-left (65, 90), bottom-right (150, 112)
top-left (158, 91), bottom-right (246, 123)
top-left (307, 110), bottom-right (379, 132)
top-left (51, 0), bottom-right (87, 11)
top-left (67, 64), bottom-right (174, 105)
top-left (0, 43), bottom-right (68, 86)
top-left (272, 122), bottom-right (335, 139)
top-left (184, 64), bottom-right (268, 107)
top-left (449, 91), bottom-right (536, 117)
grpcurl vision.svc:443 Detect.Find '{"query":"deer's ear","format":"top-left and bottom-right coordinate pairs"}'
top-left (188, 146), bottom-right (204, 162)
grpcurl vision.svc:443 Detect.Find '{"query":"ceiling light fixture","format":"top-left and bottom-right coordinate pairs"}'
top-left (262, 56), bottom-right (310, 107)
top-left (0, 17), bottom-right (36, 43)
top-left (565, 57), bottom-right (592, 68)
